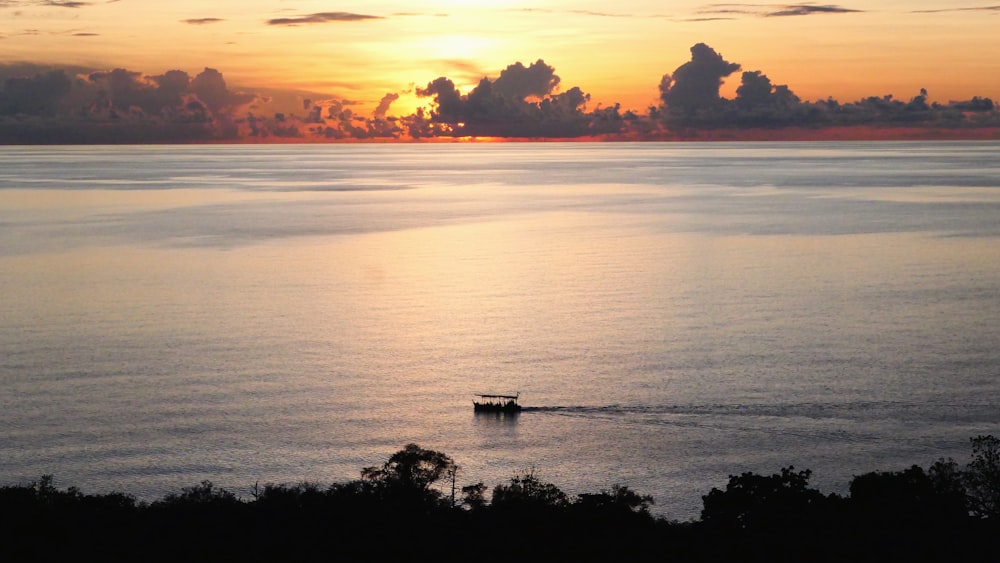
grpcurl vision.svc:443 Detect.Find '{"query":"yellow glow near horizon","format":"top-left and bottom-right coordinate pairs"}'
top-left (1, 0), bottom-right (998, 115)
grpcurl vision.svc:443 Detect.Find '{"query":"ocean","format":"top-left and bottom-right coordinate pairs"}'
top-left (1, 141), bottom-right (998, 519)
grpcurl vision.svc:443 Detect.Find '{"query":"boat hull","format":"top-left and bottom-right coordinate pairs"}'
top-left (473, 402), bottom-right (522, 413)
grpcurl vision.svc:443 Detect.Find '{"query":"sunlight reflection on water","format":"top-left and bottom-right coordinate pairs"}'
top-left (1, 142), bottom-right (999, 519)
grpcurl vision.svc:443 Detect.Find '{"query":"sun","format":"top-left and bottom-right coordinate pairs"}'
top-left (419, 34), bottom-right (501, 64)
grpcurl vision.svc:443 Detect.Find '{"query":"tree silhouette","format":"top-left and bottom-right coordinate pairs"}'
top-left (491, 469), bottom-right (569, 511)
top-left (701, 467), bottom-right (833, 531)
top-left (360, 443), bottom-right (455, 507)
top-left (461, 482), bottom-right (488, 511)
top-left (576, 484), bottom-right (654, 516)
top-left (966, 434), bottom-right (1000, 518)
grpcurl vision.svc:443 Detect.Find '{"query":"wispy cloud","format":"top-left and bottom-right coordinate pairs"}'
top-left (0, 0), bottom-right (92, 6)
top-left (266, 12), bottom-right (382, 26)
top-left (911, 5), bottom-right (1000, 14)
top-left (767, 4), bottom-right (860, 16)
top-left (391, 12), bottom-right (448, 17)
top-left (42, 0), bottom-right (90, 7)
top-left (183, 18), bottom-right (224, 25)
top-left (698, 3), bottom-right (861, 18)
top-left (514, 7), bottom-right (668, 18)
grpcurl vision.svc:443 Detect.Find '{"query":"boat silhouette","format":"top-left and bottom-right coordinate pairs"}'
top-left (473, 393), bottom-right (522, 413)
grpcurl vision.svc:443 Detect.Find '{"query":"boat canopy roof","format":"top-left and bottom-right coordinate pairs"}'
top-left (475, 393), bottom-right (519, 400)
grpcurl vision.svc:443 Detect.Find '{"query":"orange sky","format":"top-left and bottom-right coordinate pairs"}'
top-left (2, 1), bottom-right (999, 115)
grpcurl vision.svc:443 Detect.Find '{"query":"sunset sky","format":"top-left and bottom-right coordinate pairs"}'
top-left (3, 1), bottom-right (999, 115)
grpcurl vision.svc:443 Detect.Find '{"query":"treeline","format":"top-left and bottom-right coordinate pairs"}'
top-left (2, 437), bottom-right (999, 562)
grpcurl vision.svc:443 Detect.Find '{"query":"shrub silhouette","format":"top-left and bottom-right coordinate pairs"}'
top-left (491, 469), bottom-right (569, 511)
top-left (966, 434), bottom-right (1000, 518)
top-left (700, 466), bottom-right (834, 530)
top-left (850, 464), bottom-right (967, 522)
top-left (575, 483), bottom-right (654, 517)
top-left (4, 440), bottom-right (1000, 562)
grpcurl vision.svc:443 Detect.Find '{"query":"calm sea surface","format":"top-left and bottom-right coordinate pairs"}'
top-left (2, 141), bottom-right (999, 519)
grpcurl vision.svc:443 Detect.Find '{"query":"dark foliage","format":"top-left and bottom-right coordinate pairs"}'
top-left (3, 440), bottom-right (1000, 562)
top-left (966, 434), bottom-right (1000, 518)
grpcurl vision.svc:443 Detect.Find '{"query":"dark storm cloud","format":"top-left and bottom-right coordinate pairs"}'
top-left (183, 18), bottom-right (224, 25)
top-left (266, 12), bottom-right (382, 26)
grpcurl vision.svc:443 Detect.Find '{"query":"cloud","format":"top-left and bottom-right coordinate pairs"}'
top-left (766, 4), bottom-right (860, 16)
top-left (911, 5), bottom-right (1000, 14)
top-left (514, 7), bottom-right (677, 18)
top-left (3, 43), bottom-right (997, 144)
top-left (189, 67), bottom-right (255, 112)
top-left (391, 12), bottom-right (448, 17)
top-left (493, 60), bottom-right (560, 100)
top-left (697, 3), bottom-right (861, 18)
top-left (660, 43), bottom-right (741, 116)
top-left (694, 5), bottom-right (759, 16)
top-left (428, 60), bottom-right (489, 85)
top-left (414, 59), bottom-right (630, 138)
top-left (439, 59), bottom-right (487, 74)
top-left (183, 18), bottom-right (224, 25)
top-left (0, 0), bottom-right (93, 6)
top-left (72, 32), bottom-right (98, 36)
top-left (373, 93), bottom-right (399, 118)
top-left (42, 0), bottom-right (90, 7)
top-left (266, 12), bottom-right (382, 26)
top-left (516, 8), bottom-right (632, 17)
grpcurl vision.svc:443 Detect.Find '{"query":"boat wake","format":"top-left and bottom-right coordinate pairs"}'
top-left (518, 401), bottom-right (1000, 444)
top-left (523, 401), bottom-right (999, 421)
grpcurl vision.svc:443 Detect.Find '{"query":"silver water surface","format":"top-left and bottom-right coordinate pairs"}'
top-left (1, 142), bottom-right (999, 518)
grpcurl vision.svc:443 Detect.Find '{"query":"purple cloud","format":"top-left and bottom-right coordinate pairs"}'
top-left (267, 12), bottom-right (382, 26)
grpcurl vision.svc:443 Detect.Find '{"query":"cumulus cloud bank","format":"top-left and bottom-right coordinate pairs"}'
top-left (0, 43), bottom-right (997, 143)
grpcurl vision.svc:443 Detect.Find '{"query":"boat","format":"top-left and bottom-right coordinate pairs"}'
top-left (473, 393), bottom-right (522, 413)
